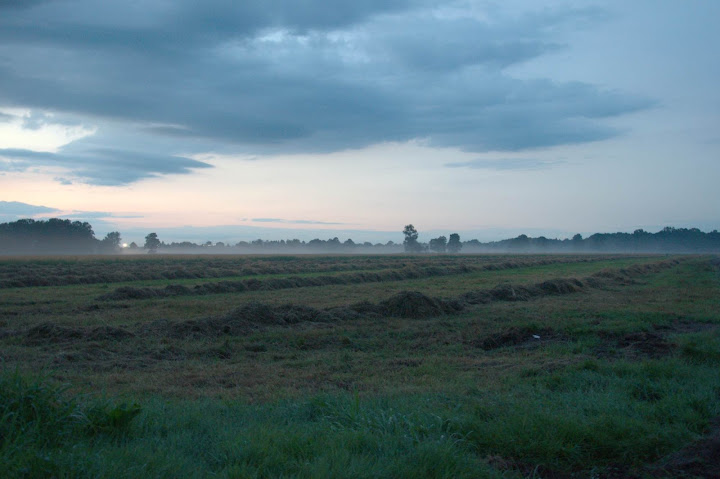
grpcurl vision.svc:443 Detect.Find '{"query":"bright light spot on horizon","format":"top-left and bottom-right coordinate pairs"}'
top-left (122, 243), bottom-right (128, 248)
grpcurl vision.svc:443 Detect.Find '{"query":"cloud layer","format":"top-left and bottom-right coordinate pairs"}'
top-left (445, 158), bottom-right (564, 171)
top-left (0, 148), bottom-right (211, 185)
top-left (0, 200), bottom-right (58, 216)
top-left (252, 218), bottom-right (346, 225)
top-left (0, 0), bottom-right (651, 185)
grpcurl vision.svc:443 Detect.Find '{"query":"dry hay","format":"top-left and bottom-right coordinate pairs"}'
top-left (96, 256), bottom-right (609, 302)
top-left (537, 278), bottom-right (586, 295)
top-left (488, 284), bottom-right (535, 301)
top-left (61, 258), bottom-right (687, 342)
top-left (156, 302), bottom-right (362, 339)
top-left (24, 322), bottom-right (84, 344)
top-left (378, 291), bottom-right (446, 318)
top-left (158, 259), bottom-right (685, 337)
top-left (24, 322), bottom-right (134, 344)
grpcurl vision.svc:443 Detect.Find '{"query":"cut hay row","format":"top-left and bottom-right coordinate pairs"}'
top-left (16, 258), bottom-right (684, 343)
top-left (0, 254), bottom-right (550, 289)
top-left (0, 257), bottom-right (385, 288)
top-left (97, 256), bottom-right (615, 301)
top-left (0, 254), bottom-right (638, 290)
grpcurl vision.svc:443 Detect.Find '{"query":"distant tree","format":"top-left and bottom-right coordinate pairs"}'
top-left (307, 238), bottom-right (323, 248)
top-left (100, 231), bottom-right (122, 253)
top-left (510, 234), bottom-right (530, 250)
top-left (128, 242), bottom-right (138, 249)
top-left (343, 238), bottom-right (356, 248)
top-left (403, 224), bottom-right (422, 253)
top-left (572, 233), bottom-right (583, 250)
top-left (144, 232), bottom-right (161, 253)
top-left (429, 236), bottom-right (447, 253)
top-left (447, 233), bottom-right (462, 253)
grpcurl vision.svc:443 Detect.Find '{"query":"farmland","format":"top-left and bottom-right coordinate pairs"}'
top-left (2, 253), bottom-right (720, 478)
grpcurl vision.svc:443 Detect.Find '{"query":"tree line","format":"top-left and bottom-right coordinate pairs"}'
top-left (461, 227), bottom-right (720, 253)
top-left (1, 219), bottom-right (719, 254)
top-left (0, 218), bottom-right (121, 254)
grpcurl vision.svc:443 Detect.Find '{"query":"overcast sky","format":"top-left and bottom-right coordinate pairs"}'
top-left (1, 0), bottom-right (718, 243)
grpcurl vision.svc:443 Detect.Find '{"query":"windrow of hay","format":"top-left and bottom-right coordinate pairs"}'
top-left (12, 258), bottom-right (684, 343)
top-left (24, 323), bottom-right (134, 345)
top-left (97, 256), bottom-right (613, 302)
top-left (0, 256), bottom-right (404, 288)
top-left (3, 254), bottom-right (576, 288)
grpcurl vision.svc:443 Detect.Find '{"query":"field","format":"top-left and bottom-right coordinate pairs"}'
top-left (2, 253), bottom-right (719, 478)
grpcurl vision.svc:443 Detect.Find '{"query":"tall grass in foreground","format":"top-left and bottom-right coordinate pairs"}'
top-left (0, 371), bottom-right (140, 478)
top-left (3, 339), bottom-right (720, 479)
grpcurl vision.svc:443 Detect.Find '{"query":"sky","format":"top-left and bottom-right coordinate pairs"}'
top-left (0, 0), bottom-right (718, 244)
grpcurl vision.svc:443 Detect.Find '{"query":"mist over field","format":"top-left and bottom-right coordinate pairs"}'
top-left (1, 216), bottom-right (719, 256)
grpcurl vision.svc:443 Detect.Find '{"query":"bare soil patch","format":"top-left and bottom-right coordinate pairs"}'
top-left (648, 419), bottom-right (720, 478)
top-left (617, 331), bottom-right (676, 358)
top-left (473, 327), bottom-right (562, 351)
top-left (595, 331), bottom-right (677, 360)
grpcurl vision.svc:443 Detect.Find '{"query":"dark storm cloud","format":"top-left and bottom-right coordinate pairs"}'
top-left (0, 1), bottom-right (652, 184)
top-left (0, 148), bottom-right (211, 185)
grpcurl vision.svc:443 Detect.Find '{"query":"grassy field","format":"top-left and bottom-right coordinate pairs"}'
top-left (1, 254), bottom-right (719, 478)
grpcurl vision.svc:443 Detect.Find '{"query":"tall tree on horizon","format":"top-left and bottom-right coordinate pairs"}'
top-left (403, 224), bottom-right (422, 253)
top-left (144, 232), bottom-right (161, 253)
top-left (447, 233), bottom-right (462, 253)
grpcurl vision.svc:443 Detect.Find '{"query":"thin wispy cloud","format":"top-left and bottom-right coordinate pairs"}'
top-left (252, 218), bottom-right (346, 225)
top-left (60, 211), bottom-right (144, 220)
top-left (444, 158), bottom-right (564, 171)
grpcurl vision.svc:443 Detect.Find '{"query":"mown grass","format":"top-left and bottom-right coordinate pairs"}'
top-left (1, 254), bottom-right (718, 477)
top-left (0, 254), bottom-right (560, 289)
top-left (0, 255), bottom-right (661, 329)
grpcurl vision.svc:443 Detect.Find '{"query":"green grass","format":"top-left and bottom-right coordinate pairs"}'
top-left (3, 354), bottom-right (719, 478)
top-left (0, 371), bottom-right (141, 478)
top-left (0, 254), bottom-right (718, 477)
